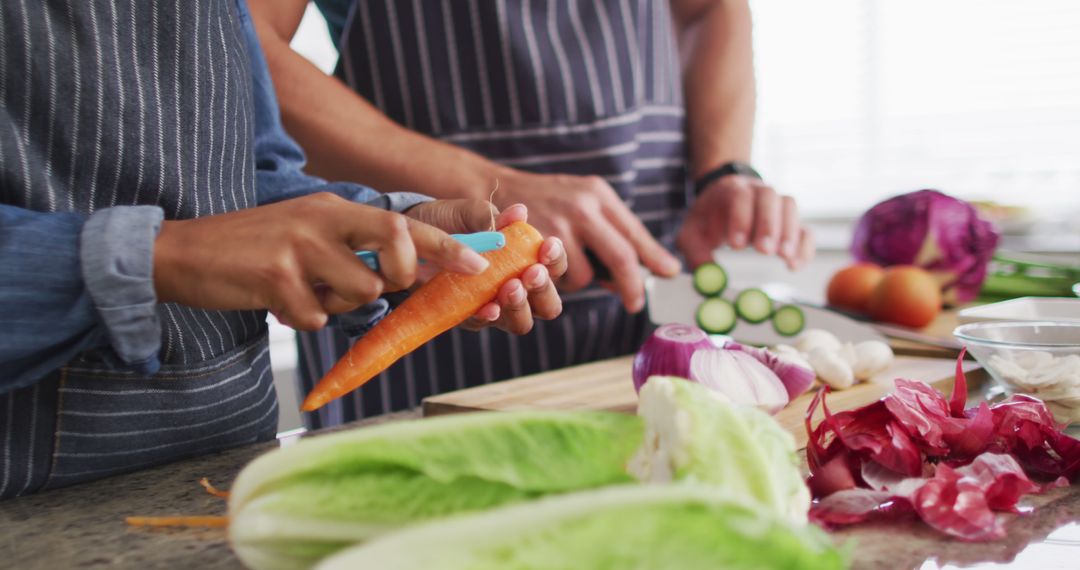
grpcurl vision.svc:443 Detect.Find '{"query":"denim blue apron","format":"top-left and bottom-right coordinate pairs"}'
top-left (0, 0), bottom-right (277, 499)
top-left (299, 0), bottom-right (689, 427)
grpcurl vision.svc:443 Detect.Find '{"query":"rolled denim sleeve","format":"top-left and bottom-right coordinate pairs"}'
top-left (79, 206), bottom-right (164, 376)
top-left (0, 204), bottom-right (105, 392)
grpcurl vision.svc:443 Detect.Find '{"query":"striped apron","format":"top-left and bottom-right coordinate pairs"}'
top-left (299, 0), bottom-right (688, 427)
top-left (0, 0), bottom-right (277, 499)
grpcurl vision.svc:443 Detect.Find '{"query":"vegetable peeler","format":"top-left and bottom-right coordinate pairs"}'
top-left (354, 231), bottom-right (506, 272)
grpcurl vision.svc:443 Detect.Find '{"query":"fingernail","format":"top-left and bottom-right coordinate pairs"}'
top-left (732, 233), bottom-right (747, 248)
top-left (543, 239), bottom-right (563, 263)
top-left (462, 251), bottom-right (490, 273)
top-left (782, 240), bottom-right (796, 257)
top-left (528, 267), bottom-right (546, 288)
top-left (758, 236), bottom-right (775, 254)
top-left (663, 257), bottom-right (682, 275)
top-left (509, 284), bottom-right (526, 305)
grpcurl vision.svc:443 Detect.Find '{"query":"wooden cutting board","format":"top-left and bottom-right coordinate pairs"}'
top-left (423, 355), bottom-right (985, 450)
top-left (886, 309), bottom-right (965, 359)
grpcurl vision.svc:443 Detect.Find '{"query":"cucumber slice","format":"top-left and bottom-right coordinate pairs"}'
top-left (696, 298), bottom-right (737, 335)
top-left (734, 288), bottom-right (774, 324)
top-left (692, 262), bottom-right (728, 297)
top-left (771, 305), bottom-right (806, 337)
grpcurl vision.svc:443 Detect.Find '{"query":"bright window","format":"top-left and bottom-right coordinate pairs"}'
top-left (751, 0), bottom-right (1080, 219)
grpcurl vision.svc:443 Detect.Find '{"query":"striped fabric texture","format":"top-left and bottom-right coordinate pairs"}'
top-left (298, 0), bottom-right (689, 428)
top-left (0, 0), bottom-right (277, 499)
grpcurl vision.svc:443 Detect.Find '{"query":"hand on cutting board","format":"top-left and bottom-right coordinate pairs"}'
top-left (153, 192), bottom-right (488, 331)
top-left (488, 170), bottom-right (682, 314)
top-left (676, 175), bottom-right (815, 271)
top-left (405, 200), bottom-right (567, 335)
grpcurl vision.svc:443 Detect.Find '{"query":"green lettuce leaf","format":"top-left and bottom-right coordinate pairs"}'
top-left (315, 485), bottom-right (846, 570)
top-left (629, 375), bottom-right (812, 523)
top-left (229, 411), bottom-right (644, 570)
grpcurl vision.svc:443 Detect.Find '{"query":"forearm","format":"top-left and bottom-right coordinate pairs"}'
top-left (678, 0), bottom-right (756, 179)
top-left (248, 13), bottom-right (504, 200)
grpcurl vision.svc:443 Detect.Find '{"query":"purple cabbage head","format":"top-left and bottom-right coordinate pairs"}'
top-left (851, 189), bottom-right (1000, 305)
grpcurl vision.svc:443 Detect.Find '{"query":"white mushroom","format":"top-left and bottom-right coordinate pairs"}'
top-left (771, 344), bottom-right (802, 358)
top-left (853, 341), bottom-right (895, 380)
top-left (808, 347), bottom-right (855, 390)
top-left (795, 329), bottom-right (842, 355)
top-left (838, 342), bottom-right (858, 367)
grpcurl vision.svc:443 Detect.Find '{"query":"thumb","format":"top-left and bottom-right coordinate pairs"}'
top-left (408, 199), bottom-right (500, 234)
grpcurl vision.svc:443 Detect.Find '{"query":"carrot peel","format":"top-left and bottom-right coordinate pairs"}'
top-left (125, 516), bottom-right (229, 528)
top-left (302, 221), bottom-right (544, 411)
top-left (199, 477), bottom-right (230, 498)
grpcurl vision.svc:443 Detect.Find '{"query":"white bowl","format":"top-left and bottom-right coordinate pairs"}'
top-left (954, 321), bottom-right (1080, 425)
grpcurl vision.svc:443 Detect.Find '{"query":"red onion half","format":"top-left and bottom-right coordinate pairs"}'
top-left (724, 342), bottom-right (816, 400)
top-left (632, 324), bottom-right (714, 392)
top-left (689, 349), bottom-right (790, 414)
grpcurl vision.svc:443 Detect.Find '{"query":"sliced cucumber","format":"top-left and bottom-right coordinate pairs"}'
top-left (771, 305), bottom-right (806, 337)
top-left (696, 298), bottom-right (737, 335)
top-left (734, 288), bottom-right (774, 324)
top-left (692, 262), bottom-right (728, 297)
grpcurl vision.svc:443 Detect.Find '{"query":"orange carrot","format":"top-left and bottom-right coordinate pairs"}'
top-left (125, 516), bottom-right (229, 528)
top-left (302, 221), bottom-right (544, 411)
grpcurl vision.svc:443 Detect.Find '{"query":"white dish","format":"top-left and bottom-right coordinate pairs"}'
top-left (957, 297), bottom-right (1080, 324)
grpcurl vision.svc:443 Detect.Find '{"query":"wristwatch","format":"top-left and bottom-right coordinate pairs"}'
top-left (693, 161), bottom-right (762, 197)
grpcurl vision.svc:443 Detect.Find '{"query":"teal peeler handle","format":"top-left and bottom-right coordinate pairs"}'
top-left (354, 231), bottom-right (506, 272)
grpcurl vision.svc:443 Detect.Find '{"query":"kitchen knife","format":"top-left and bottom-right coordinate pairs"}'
top-left (644, 272), bottom-right (890, 347)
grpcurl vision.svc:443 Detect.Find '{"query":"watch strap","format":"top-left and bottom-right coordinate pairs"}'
top-left (693, 161), bottom-right (762, 196)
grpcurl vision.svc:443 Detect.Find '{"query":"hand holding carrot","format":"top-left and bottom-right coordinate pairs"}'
top-left (302, 217), bottom-right (551, 410)
top-left (405, 200), bottom-right (567, 335)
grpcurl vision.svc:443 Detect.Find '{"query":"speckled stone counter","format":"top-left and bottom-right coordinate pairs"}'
top-left (3, 409), bottom-right (1079, 570)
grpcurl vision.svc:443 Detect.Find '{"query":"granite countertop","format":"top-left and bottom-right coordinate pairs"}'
top-left (3, 410), bottom-right (1080, 570)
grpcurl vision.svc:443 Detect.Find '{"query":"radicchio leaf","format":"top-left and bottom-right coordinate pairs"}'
top-left (809, 489), bottom-right (912, 526)
top-left (805, 350), bottom-right (1079, 541)
top-left (990, 395), bottom-right (1080, 480)
top-left (911, 463), bottom-right (1004, 541)
top-left (826, 400), bottom-right (923, 477)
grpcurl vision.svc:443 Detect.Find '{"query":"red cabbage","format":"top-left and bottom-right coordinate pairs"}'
top-left (851, 189), bottom-right (1000, 304)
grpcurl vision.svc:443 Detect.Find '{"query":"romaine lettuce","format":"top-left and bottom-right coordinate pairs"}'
top-left (315, 485), bottom-right (845, 570)
top-left (229, 411), bottom-right (643, 570)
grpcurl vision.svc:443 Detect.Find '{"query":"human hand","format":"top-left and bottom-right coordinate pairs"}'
top-left (676, 175), bottom-right (815, 270)
top-left (152, 192), bottom-right (489, 330)
top-left (490, 170), bottom-right (681, 313)
top-left (405, 199), bottom-right (568, 335)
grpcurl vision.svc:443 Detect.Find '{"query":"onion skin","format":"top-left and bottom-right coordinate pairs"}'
top-left (724, 342), bottom-right (817, 400)
top-left (632, 324), bottom-right (714, 393)
top-left (690, 349), bottom-right (789, 414)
